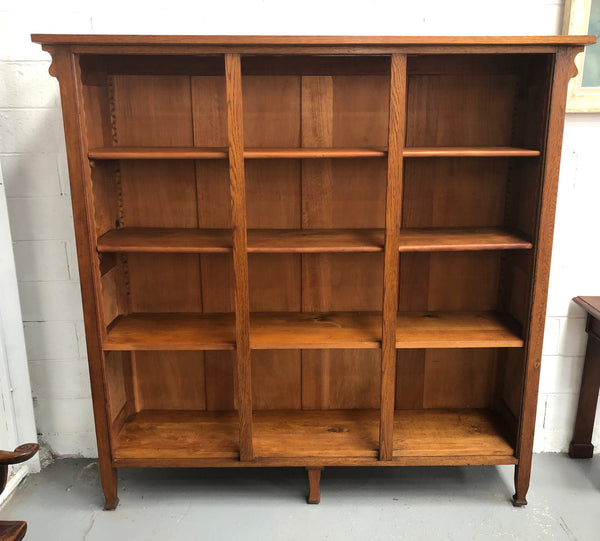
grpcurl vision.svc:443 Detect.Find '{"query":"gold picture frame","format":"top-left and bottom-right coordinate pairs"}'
top-left (563, 0), bottom-right (600, 112)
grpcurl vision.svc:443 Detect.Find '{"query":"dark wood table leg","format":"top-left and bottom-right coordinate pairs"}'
top-left (569, 319), bottom-right (600, 459)
top-left (306, 467), bottom-right (323, 504)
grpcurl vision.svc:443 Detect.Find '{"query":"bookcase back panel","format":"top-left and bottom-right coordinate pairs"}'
top-left (246, 161), bottom-right (301, 228)
top-left (90, 162), bottom-right (119, 237)
top-left (252, 352), bottom-right (302, 410)
top-left (406, 72), bottom-right (517, 147)
top-left (395, 349), bottom-right (497, 409)
top-left (402, 159), bottom-right (508, 228)
top-left (105, 348), bottom-right (237, 414)
top-left (301, 350), bottom-right (381, 409)
top-left (242, 70), bottom-right (389, 147)
top-left (249, 254), bottom-right (301, 311)
top-left (120, 161), bottom-right (198, 227)
top-left (399, 252), bottom-right (501, 312)
top-left (112, 75), bottom-right (195, 146)
top-left (133, 351), bottom-right (206, 410)
top-left (243, 76), bottom-right (301, 147)
top-left (105, 351), bottom-right (128, 421)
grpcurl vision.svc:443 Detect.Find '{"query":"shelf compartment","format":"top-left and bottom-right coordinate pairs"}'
top-left (254, 410), bottom-right (379, 458)
top-left (393, 409), bottom-right (514, 458)
top-left (98, 228), bottom-right (232, 253)
top-left (104, 313), bottom-right (235, 351)
top-left (395, 312), bottom-right (523, 349)
top-left (88, 147), bottom-right (228, 160)
top-left (97, 227), bottom-right (531, 255)
top-left (88, 147), bottom-right (387, 160)
top-left (103, 311), bottom-right (523, 351)
top-left (397, 227), bottom-right (532, 252)
top-left (251, 312), bottom-right (381, 349)
top-left (244, 148), bottom-right (387, 159)
top-left (113, 409), bottom-right (514, 462)
top-left (403, 147), bottom-right (540, 158)
top-left (113, 410), bottom-right (239, 460)
top-left (253, 409), bottom-right (514, 460)
top-left (97, 227), bottom-right (385, 254)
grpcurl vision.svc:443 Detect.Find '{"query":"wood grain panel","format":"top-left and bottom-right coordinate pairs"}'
top-left (332, 75), bottom-right (389, 147)
top-left (191, 76), bottom-right (227, 146)
top-left (402, 159), bottom-right (508, 228)
top-left (423, 349), bottom-right (496, 408)
top-left (134, 351), bottom-right (206, 410)
top-left (406, 73), bottom-right (517, 147)
top-left (112, 75), bottom-right (194, 146)
top-left (226, 53), bottom-right (253, 459)
top-left (427, 252), bottom-right (500, 311)
top-left (127, 253), bottom-right (202, 312)
top-left (243, 75), bottom-right (300, 147)
top-left (395, 349), bottom-right (426, 409)
top-left (301, 75), bottom-right (384, 410)
top-left (105, 351), bottom-right (127, 421)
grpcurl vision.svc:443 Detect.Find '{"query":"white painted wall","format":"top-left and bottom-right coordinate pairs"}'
top-left (0, 163), bottom-right (39, 479)
top-left (0, 0), bottom-right (597, 457)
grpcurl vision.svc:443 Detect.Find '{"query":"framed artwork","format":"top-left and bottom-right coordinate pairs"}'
top-left (563, 0), bottom-right (600, 112)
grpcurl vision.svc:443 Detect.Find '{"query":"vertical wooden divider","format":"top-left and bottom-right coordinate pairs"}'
top-left (379, 54), bottom-right (407, 461)
top-left (225, 53), bottom-right (254, 461)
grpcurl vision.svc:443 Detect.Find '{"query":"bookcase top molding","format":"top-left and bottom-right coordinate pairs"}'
top-left (31, 34), bottom-right (596, 46)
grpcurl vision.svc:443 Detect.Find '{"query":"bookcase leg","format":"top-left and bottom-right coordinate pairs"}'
top-left (512, 463), bottom-right (529, 507)
top-left (306, 467), bottom-right (323, 504)
top-left (101, 466), bottom-right (119, 510)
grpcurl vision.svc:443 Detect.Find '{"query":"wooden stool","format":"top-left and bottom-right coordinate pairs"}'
top-left (0, 444), bottom-right (39, 541)
top-left (569, 296), bottom-right (600, 458)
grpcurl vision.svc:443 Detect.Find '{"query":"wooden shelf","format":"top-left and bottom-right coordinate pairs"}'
top-left (97, 227), bottom-right (531, 254)
top-left (402, 147), bottom-right (540, 157)
top-left (397, 227), bottom-right (532, 251)
top-left (395, 311), bottom-right (523, 348)
top-left (89, 146), bottom-right (539, 160)
top-left (97, 228), bottom-right (232, 253)
top-left (88, 147), bottom-right (387, 160)
top-left (103, 311), bottom-right (523, 351)
top-left (113, 410), bottom-right (239, 460)
top-left (111, 408), bottom-right (515, 464)
top-left (104, 313), bottom-right (235, 350)
top-left (244, 148), bottom-right (387, 159)
top-left (88, 147), bottom-right (228, 160)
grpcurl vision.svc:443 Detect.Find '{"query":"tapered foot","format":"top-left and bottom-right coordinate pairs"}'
top-left (306, 467), bottom-right (323, 504)
top-left (569, 441), bottom-right (594, 458)
top-left (512, 494), bottom-right (527, 507)
top-left (103, 496), bottom-right (119, 510)
top-left (101, 465), bottom-right (119, 510)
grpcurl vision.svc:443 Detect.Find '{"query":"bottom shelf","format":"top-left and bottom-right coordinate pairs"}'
top-left (113, 409), bottom-right (515, 466)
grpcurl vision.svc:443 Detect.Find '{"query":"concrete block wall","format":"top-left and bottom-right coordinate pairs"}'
top-left (0, 0), bottom-right (598, 457)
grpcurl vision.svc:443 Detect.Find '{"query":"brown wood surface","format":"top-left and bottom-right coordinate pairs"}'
top-left (49, 46), bottom-right (119, 510)
top-left (111, 408), bottom-right (513, 461)
top-left (380, 54), bottom-right (406, 460)
top-left (226, 53), bottom-right (253, 461)
top-left (103, 310), bottom-right (523, 350)
top-left (512, 47), bottom-right (580, 507)
top-left (39, 35), bottom-right (590, 506)
top-left (97, 226), bottom-right (532, 254)
top-left (403, 147), bottom-right (540, 157)
top-left (569, 328), bottom-right (600, 458)
top-left (245, 148), bottom-right (386, 158)
top-left (0, 522), bottom-right (26, 541)
top-left (32, 34), bottom-right (596, 46)
top-left (574, 296), bottom-right (600, 321)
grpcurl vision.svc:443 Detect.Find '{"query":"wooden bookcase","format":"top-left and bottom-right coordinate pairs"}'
top-left (32, 34), bottom-right (594, 508)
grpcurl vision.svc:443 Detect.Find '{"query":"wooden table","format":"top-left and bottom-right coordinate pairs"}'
top-left (569, 296), bottom-right (600, 458)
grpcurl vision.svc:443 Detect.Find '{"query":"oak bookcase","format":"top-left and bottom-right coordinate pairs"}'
top-left (32, 34), bottom-right (595, 508)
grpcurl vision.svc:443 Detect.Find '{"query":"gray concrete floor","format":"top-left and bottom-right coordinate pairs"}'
top-left (1, 455), bottom-right (599, 540)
